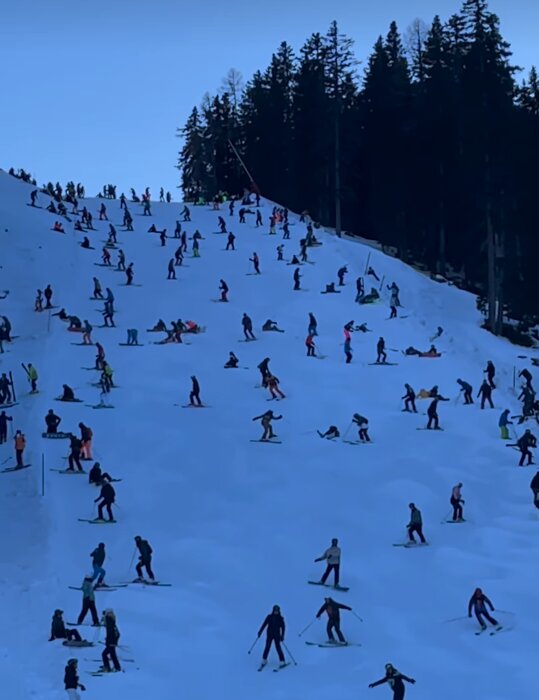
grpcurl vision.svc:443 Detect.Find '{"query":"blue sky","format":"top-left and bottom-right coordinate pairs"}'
top-left (1, 0), bottom-right (536, 196)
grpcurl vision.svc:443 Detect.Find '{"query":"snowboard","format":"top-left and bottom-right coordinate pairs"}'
top-left (54, 397), bottom-right (83, 403)
top-left (120, 579), bottom-right (171, 587)
top-left (308, 581), bottom-right (349, 592)
top-left (85, 405), bottom-right (115, 409)
top-left (393, 542), bottom-right (430, 548)
top-left (342, 440), bottom-right (373, 445)
top-left (42, 432), bottom-right (71, 439)
top-left (78, 519), bottom-right (117, 524)
top-left (305, 641), bottom-right (361, 648)
top-left (416, 427), bottom-right (444, 431)
top-left (62, 640), bottom-right (94, 647)
top-left (368, 362), bottom-right (399, 366)
top-left (50, 469), bottom-right (87, 475)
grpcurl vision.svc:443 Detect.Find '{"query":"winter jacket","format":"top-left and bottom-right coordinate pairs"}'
top-left (91, 545), bottom-right (105, 567)
top-left (318, 545), bottom-right (340, 565)
top-left (427, 399), bottom-right (439, 416)
top-left (408, 507), bottom-right (422, 527)
top-left (478, 382), bottom-right (492, 398)
top-left (64, 664), bottom-right (79, 690)
top-left (530, 472), bottom-right (539, 493)
top-left (370, 671), bottom-right (414, 692)
top-left (316, 599), bottom-right (351, 621)
top-left (50, 613), bottom-right (67, 639)
top-left (457, 380), bottom-right (472, 394)
top-left (258, 612), bottom-right (285, 639)
top-left (105, 619), bottom-right (120, 646)
top-left (45, 413), bottom-right (60, 429)
top-left (499, 411), bottom-right (512, 428)
top-left (98, 483), bottom-right (115, 503)
top-left (81, 578), bottom-right (95, 601)
top-left (27, 366), bottom-right (38, 380)
top-left (468, 592), bottom-right (494, 615)
top-left (80, 425), bottom-right (93, 441)
top-left (136, 539), bottom-right (153, 561)
top-left (14, 434), bottom-right (25, 450)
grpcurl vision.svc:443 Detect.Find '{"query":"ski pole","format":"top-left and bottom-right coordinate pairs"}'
top-left (247, 636), bottom-right (260, 654)
top-left (298, 619), bottom-right (315, 637)
top-left (341, 422), bottom-right (353, 441)
top-left (126, 545), bottom-right (137, 577)
top-left (441, 615), bottom-right (468, 623)
top-left (495, 609), bottom-right (515, 616)
top-left (351, 610), bottom-right (364, 623)
top-left (282, 641), bottom-right (297, 665)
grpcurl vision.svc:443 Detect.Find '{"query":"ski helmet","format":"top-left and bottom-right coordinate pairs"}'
top-left (68, 658), bottom-right (78, 665)
top-left (331, 538), bottom-right (338, 546)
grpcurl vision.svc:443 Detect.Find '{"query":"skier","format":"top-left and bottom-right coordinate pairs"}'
top-left (76, 575), bottom-right (100, 625)
top-left (316, 597), bottom-right (352, 644)
top-left (14, 430), bottom-right (26, 468)
top-left (218, 215), bottom-right (227, 233)
top-left (402, 384), bottom-right (417, 413)
top-left (314, 538), bottom-right (341, 586)
top-left (450, 483), bottom-right (464, 521)
top-left (277, 245), bottom-right (284, 261)
top-left (99, 202), bottom-right (108, 220)
top-left (30, 189), bottom-right (38, 206)
top-left (90, 542), bottom-right (106, 586)
top-left (160, 230), bottom-right (167, 247)
top-left (376, 337), bottom-right (387, 364)
top-left (242, 313), bottom-right (256, 341)
top-left (352, 413), bottom-right (370, 442)
top-left (250, 252), bottom-right (261, 274)
top-left (117, 250), bottom-right (126, 271)
top-left (100, 361), bottom-right (114, 392)
top-left (143, 199), bottom-right (151, 216)
top-left (35, 289), bottom-right (43, 311)
top-left (226, 232), bottom-right (235, 250)
top-left (257, 357), bottom-right (271, 387)
top-left (457, 379), bottom-right (473, 405)
top-left (355, 276), bottom-right (364, 302)
top-left (407, 503), bottom-right (426, 544)
top-left (530, 470), bottom-right (539, 509)
top-left (174, 246), bottom-right (183, 266)
top-left (44, 284), bottom-right (53, 308)
top-left (64, 658), bottom-right (86, 699)
top-left (344, 336), bottom-right (352, 364)
top-left (49, 609), bottom-right (82, 643)
top-left (255, 210), bottom-right (263, 227)
top-left (308, 312), bottom-right (318, 336)
top-left (518, 368), bottom-right (533, 391)
top-left (181, 205), bottom-right (191, 222)
top-left (219, 279), bottom-right (229, 302)
top-left (68, 434), bottom-right (83, 472)
top-left (61, 384), bottom-right (76, 401)
top-left (102, 247), bottom-right (111, 265)
top-left (100, 609), bottom-right (121, 673)
top-left (102, 302), bottom-right (115, 327)
top-left (426, 398), bottom-right (441, 430)
top-left (499, 409), bottom-right (513, 439)
top-left (0, 373), bottom-right (11, 404)
top-left (368, 664), bottom-right (416, 698)
top-left (337, 266), bottom-right (347, 286)
top-left (0, 410), bottom-right (12, 444)
top-left (252, 410), bottom-right (282, 441)
top-left (125, 263), bottom-right (134, 285)
top-left (484, 361), bottom-right (496, 388)
top-left (267, 374), bottom-right (285, 400)
top-left (293, 267), bottom-right (301, 290)
top-left (94, 481), bottom-right (116, 522)
top-left (468, 588), bottom-right (500, 631)
top-left (25, 362), bottom-right (38, 393)
top-left (134, 535), bottom-right (155, 581)
top-left (224, 351), bottom-right (239, 368)
top-left (79, 422), bottom-right (93, 459)
top-left (477, 380), bottom-right (494, 409)
top-left (93, 277), bottom-right (103, 299)
top-left (81, 320), bottom-right (92, 345)
top-left (318, 426), bottom-right (340, 439)
top-left (257, 605), bottom-right (286, 668)
top-left (517, 429), bottom-right (536, 466)
top-left (305, 333), bottom-right (316, 357)
top-left (167, 258), bottom-right (176, 280)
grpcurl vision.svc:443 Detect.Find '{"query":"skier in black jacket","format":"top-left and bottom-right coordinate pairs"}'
top-left (0, 410), bottom-right (13, 444)
top-left (468, 588), bottom-right (499, 630)
top-left (100, 609), bottom-right (121, 672)
top-left (257, 605), bottom-right (286, 667)
top-left (484, 360), bottom-right (496, 388)
top-left (316, 597), bottom-right (352, 643)
top-left (64, 658), bottom-right (85, 695)
top-left (368, 663), bottom-right (415, 699)
top-left (426, 398), bottom-right (441, 430)
top-left (242, 313), bottom-right (256, 340)
top-left (49, 609), bottom-right (82, 642)
top-left (517, 429), bottom-right (536, 466)
top-left (68, 435), bottom-right (83, 472)
top-left (401, 384), bottom-right (417, 413)
top-left (45, 409), bottom-right (61, 434)
top-left (134, 535), bottom-right (155, 581)
top-left (477, 380), bottom-right (494, 409)
top-left (189, 375), bottom-right (202, 406)
top-left (95, 482), bottom-right (115, 521)
top-left (457, 379), bottom-right (473, 405)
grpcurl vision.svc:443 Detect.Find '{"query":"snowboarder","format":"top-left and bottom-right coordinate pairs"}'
top-left (277, 244), bottom-right (284, 261)
top-left (426, 398), bottom-right (441, 430)
top-left (76, 575), bottom-right (100, 625)
top-left (318, 426), bottom-right (340, 440)
top-left (226, 232), bottom-right (235, 250)
top-left (262, 319), bottom-right (283, 332)
top-left (61, 384), bottom-right (76, 401)
top-left (242, 313), bottom-right (256, 341)
top-left (100, 609), bottom-right (121, 672)
top-left (376, 337), bottom-right (387, 364)
top-left (484, 361), bottom-right (496, 388)
top-left (68, 434), bottom-right (83, 472)
top-left (0, 373), bottom-right (12, 404)
top-left (187, 376), bottom-right (202, 406)
top-left (64, 658), bottom-right (86, 698)
top-left (117, 250), bottom-right (126, 271)
top-left (218, 215), bottom-right (227, 233)
top-left (252, 410), bottom-right (282, 440)
top-left (49, 609), bottom-right (82, 643)
top-left (92, 277), bottom-right (103, 299)
top-left (457, 379), bottom-right (473, 404)
top-left (0, 410), bottom-right (12, 444)
top-left (468, 588), bottom-right (499, 631)
top-left (305, 333), bottom-right (316, 357)
top-left (402, 384), bottom-right (417, 413)
top-left (368, 664), bottom-right (416, 698)
top-left (181, 205), bottom-right (191, 222)
top-left (257, 605), bottom-right (286, 668)
top-left (517, 429), bottom-right (536, 466)
top-left (101, 362), bottom-right (114, 392)
top-left (407, 503), bottom-right (426, 544)
top-left (314, 538), bottom-right (341, 586)
top-left (90, 542), bottom-right (106, 585)
top-left (125, 263), bottom-right (134, 285)
top-left (79, 422), bottom-right (93, 459)
top-left (125, 328), bottom-right (139, 346)
top-left (352, 413), bottom-right (370, 442)
top-left (224, 352), bottom-right (239, 368)
top-left (499, 409), bottom-right (512, 439)
top-left (250, 252), bottom-right (261, 274)
top-left (219, 279), bottom-right (229, 302)
top-left (14, 430), bottom-right (26, 468)
top-left (94, 481), bottom-right (116, 521)
top-left (450, 483), bottom-right (464, 521)
top-left (267, 374), bottom-right (285, 400)
top-left (477, 380), bottom-right (494, 409)
top-left (102, 247), bottom-right (112, 265)
top-left (293, 267), bottom-right (301, 290)
top-left (134, 535), bottom-right (155, 581)
top-left (167, 258), bottom-right (176, 280)
top-left (316, 597), bottom-right (352, 644)
top-left (255, 210), bottom-right (263, 227)
top-left (337, 266), bottom-right (347, 286)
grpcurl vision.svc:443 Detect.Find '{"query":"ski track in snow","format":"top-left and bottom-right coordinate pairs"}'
top-left (0, 170), bottom-right (536, 699)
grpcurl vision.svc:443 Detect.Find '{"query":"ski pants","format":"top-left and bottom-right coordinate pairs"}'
top-left (427, 413), bottom-right (439, 429)
top-left (0, 426), bottom-right (6, 443)
top-left (77, 599), bottom-right (99, 625)
top-left (377, 351), bottom-right (387, 363)
top-left (102, 644), bottom-right (121, 671)
top-left (65, 629), bottom-right (82, 642)
top-left (69, 452), bottom-right (83, 471)
top-left (463, 391), bottom-right (473, 404)
top-left (450, 496), bottom-right (463, 521)
top-left (31, 378), bottom-right (37, 392)
top-left (244, 328), bottom-right (255, 340)
top-left (189, 391), bottom-right (202, 406)
top-left (390, 306), bottom-right (397, 318)
top-left (519, 448), bottom-right (533, 466)
top-left (404, 397), bottom-right (416, 412)
top-left (136, 557), bottom-right (155, 580)
top-left (345, 351), bottom-right (352, 364)
top-left (321, 563), bottom-right (340, 586)
top-left (98, 501), bottom-right (114, 521)
top-left (226, 241), bottom-right (235, 250)
top-left (92, 564), bottom-right (106, 584)
top-left (306, 345), bottom-right (315, 356)
top-left (81, 439), bottom-right (92, 459)
top-left (359, 428), bottom-right (370, 442)
top-left (480, 395), bottom-right (494, 409)
top-left (16, 449), bottom-right (23, 467)
top-left (500, 426), bottom-right (509, 439)
top-left (327, 619), bottom-right (345, 643)
top-left (66, 690), bottom-right (80, 700)
top-left (408, 524), bottom-right (426, 543)
top-left (270, 387), bottom-right (285, 399)
top-left (262, 635), bottom-right (285, 662)
top-left (475, 609), bottom-right (498, 627)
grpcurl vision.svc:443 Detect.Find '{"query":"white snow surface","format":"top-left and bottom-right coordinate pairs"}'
top-left (0, 169), bottom-right (536, 700)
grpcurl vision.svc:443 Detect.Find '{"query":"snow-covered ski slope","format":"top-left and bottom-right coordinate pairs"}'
top-left (0, 169), bottom-right (536, 700)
